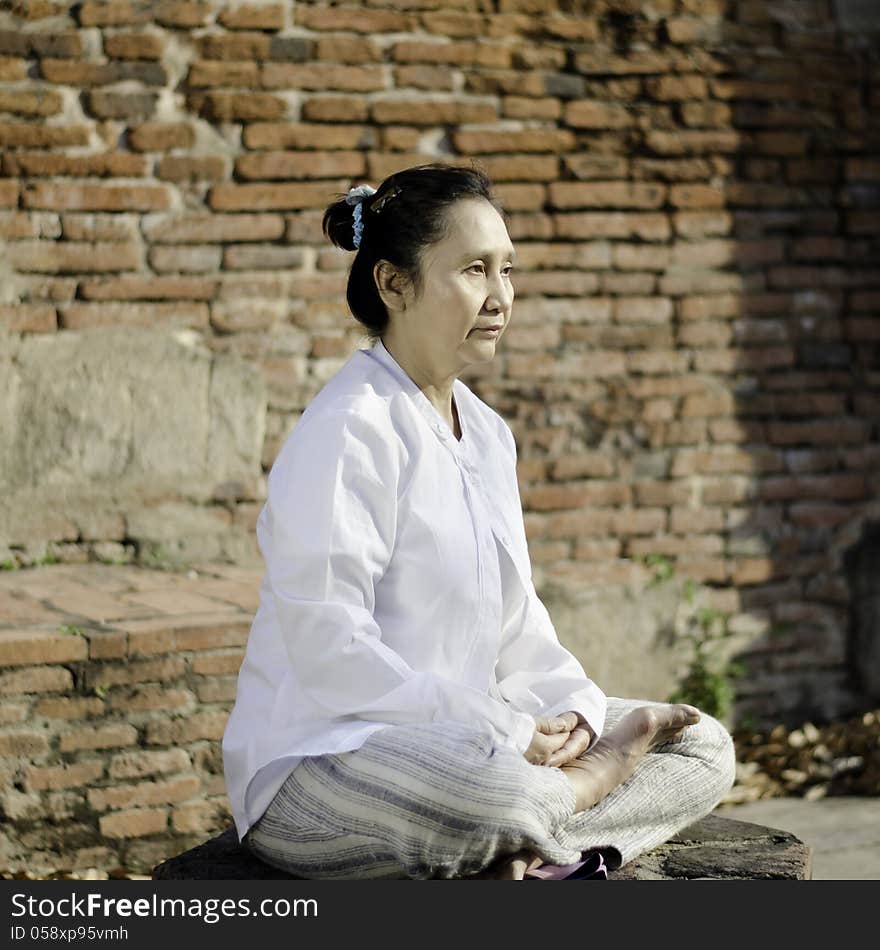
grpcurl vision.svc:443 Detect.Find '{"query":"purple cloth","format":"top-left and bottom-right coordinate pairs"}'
top-left (525, 851), bottom-right (608, 880)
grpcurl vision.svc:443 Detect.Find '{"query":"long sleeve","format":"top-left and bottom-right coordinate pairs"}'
top-left (491, 420), bottom-right (607, 742)
top-left (262, 407), bottom-right (536, 754)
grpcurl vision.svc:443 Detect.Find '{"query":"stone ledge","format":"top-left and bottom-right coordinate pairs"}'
top-left (152, 813), bottom-right (812, 880)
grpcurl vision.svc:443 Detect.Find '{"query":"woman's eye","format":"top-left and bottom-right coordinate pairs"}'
top-left (467, 263), bottom-right (485, 274)
top-left (502, 265), bottom-right (514, 277)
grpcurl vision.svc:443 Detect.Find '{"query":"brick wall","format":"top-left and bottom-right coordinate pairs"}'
top-left (1, 0), bottom-right (879, 860)
top-left (0, 563), bottom-right (256, 875)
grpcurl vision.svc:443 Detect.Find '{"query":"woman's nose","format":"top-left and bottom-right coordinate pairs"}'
top-left (486, 273), bottom-right (513, 311)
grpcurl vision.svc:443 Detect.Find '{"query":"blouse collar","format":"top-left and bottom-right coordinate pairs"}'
top-left (364, 338), bottom-right (467, 448)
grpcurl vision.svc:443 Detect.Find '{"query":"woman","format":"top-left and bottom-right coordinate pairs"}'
top-left (222, 163), bottom-right (736, 880)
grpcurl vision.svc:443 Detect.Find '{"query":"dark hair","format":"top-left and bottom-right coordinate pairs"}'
top-left (322, 163), bottom-right (502, 338)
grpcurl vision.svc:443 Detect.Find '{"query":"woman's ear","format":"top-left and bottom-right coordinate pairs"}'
top-left (374, 260), bottom-right (410, 313)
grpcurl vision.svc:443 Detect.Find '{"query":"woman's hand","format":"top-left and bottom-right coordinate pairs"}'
top-left (524, 712), bottom-right (595, 769)
top-left (523, 713), bottom-right (576, 765)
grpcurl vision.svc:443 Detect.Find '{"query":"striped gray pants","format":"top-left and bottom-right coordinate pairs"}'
top-left (246, 697), bottom-right (737, 879)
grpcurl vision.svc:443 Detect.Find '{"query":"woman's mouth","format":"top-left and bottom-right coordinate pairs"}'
top-left (471, 325), bottom-right (503, 336)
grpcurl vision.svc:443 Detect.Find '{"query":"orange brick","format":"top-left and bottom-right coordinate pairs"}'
top-left (391, 39), bottom-right (510, 67)
top-left (645, 75), bottom-right (708, 100)
top-left (59, 302), bottom-right (209, 330)
top-left (190, 650), bottom-right (245, 675)
top-left (479, 155), bottom-right (558, 182)
top-left (41, 58), bottom-right (165, 86)
top-left (394, 65), bottom-right (456, 91)
top-left (564, 100), bottom-right (631, 128)
top-left (294, 5), bottom-right (414, 33)
top-left (0, 56), bottom-right (26, 80)
top-left (316, 36), bottom-right (382, 63)
top-left (7, 241), bottom-right (141, 273)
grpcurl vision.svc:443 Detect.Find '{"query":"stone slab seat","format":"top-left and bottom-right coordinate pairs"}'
top-left (152, 813), bottom-right (812, 880)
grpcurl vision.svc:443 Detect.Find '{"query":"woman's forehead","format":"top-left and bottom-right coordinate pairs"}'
top-left (437, 198), bottom-right (515, 257)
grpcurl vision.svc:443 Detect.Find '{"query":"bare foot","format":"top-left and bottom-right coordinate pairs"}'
top-left (468, 850), bottom-right (544, 880)
top-left (561, 704), bottom-right (700, 812)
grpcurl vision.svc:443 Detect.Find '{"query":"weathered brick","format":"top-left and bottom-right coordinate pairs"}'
top-left (454, 128), bottom-right (575, 154)
top-left (316, 36), bottom-right (382, 63)
top-left (59, 723), bottom-right (138, 753)
top-left (60, 301), bottom-right (209, 330)
top-left (244, 121), bottom-right (370, 149)
top-left (394, 65), bottom-right (456, 92)
top-left (197, 31), bottom-right (270, 60)
top-left (25, 759), bottom-right (104, 792)
top-left (0, 123), bottom-right (90, 148)
top-left (522, 481), bottom-right (631, 511)
top-left (555, 212), bottom-right (670, 241)
top-left (263, 62), bottom-right (386, 91)
top-left (7, 241), bottom-right (141, 274)
top-left (295, 5), bottom-right (415, 34)
top-left (187, 60), bottom-right (261, 88)
top-left (0, 630), bottom-right (88, 668)
top-left (128, 122), bottom-right (195, 152)
top-left (564, 100), bottom-right (632, 129)
top-left (479, 155), bottom-right (559, 182)
top-left (223, 245), bottom-right (305, 270)
top-left (0, 304), bottom-right (57, 333)
top-left (192, 91), bottom-right (286, 121)
top-left (0, 730), bottom-right (50, 757)
top-left (148, 245), bottom-right (222, 273)
top-left (109, 748), bottom-right (191, 780)
top-left (371, 99), bottom-right (496, 125)
top-left (89, 776), bottom-right (200, 812)
top-left (0, 665), bottom-right (72, 696)
top-left (3, 152), bottom-right (147, 178)
top-left (0, 56), bottom-right (26, 80)
top-left (99, 807), bottom-right (168, 839)
top-left (41, 59), bottom-right (166, 86)
top-left (78, 1), bottom-right (152, 25)
top-left (668, 185), bottom-right (726, 212)
top-left (218, 3), bottom-right (285, 30)
top-left (34, 696), bottom-right (105, 719)
top-left (87, 657), bottom-right (178, 692)
top-left (156, 155), bottom-right (227, 182)
top-left (107, 686), bottom-right (195, 714)
top-left (80, 276), bottom-right (215, 300)
top-left (143, 212), bottom-right (284, 244)
top-left (171, 800), bottom-right (229, 834)
top-left (209, 181), bottom-right (347, 212)
top-left (190, 650), bottom-right (245, 675)
top-left (196, 677), bottom-right (239, 704)
top-left (236, 150), bottom-right (364, 180)
top-left (61, 213), bottom-right (138, 242)
top-left (503, 95), bottom-right (562, 120)
top-left (104, 32), bottom-right (166, 59)
top-left (391, 39), bottom-right (511, 68)
top-left (549, 182), bottom-right (666, 210)
top-left (85, 90), bottom-right (159, 120)
top-left (145, 709), bottom-right (229, 745)
top-left (23, 183), bottom-right (169, 212)
top-left (0, 88), bottom-right (62, 117)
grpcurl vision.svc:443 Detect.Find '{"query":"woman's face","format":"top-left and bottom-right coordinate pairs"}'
top-left (391, 197), bottom-right (516, 378)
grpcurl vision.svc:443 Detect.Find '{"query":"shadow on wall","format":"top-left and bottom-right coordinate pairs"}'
top-left (709, 0), bottom-right (880, 728)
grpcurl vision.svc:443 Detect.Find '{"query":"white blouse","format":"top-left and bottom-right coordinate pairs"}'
top-left (223, 340), bottom-right (607, 840)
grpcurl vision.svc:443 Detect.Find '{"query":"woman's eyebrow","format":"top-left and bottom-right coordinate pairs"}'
top-left (459, 247), bottom-right (517, 262)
